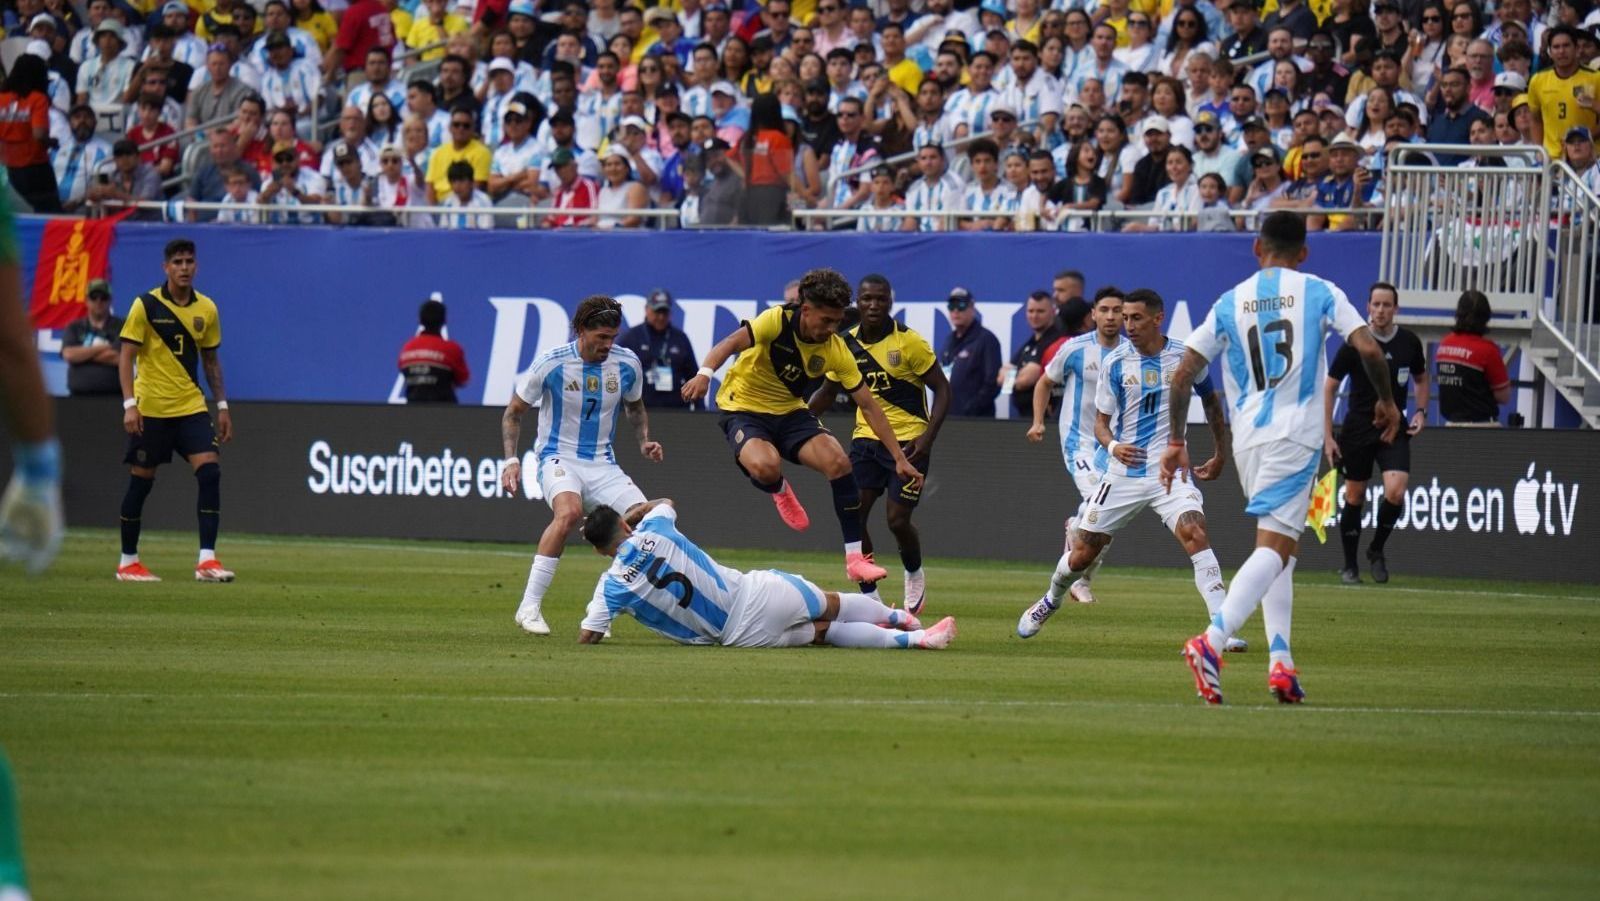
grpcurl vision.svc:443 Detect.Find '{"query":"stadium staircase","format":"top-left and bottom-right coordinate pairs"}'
top-left (1379, 144), bottom-right (1600, 428)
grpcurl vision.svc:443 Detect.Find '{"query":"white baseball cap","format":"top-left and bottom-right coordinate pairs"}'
top-left (620, 114), bottom-right (651, 132)
top-left (1142, 115), bottom-right (1171, 134)
top-left (28, 13), bottom-right (56, 32)
top-left (709, 80), bottom-right (739, 98)
top-left (1492, 71), bottom-right (1527, 92)
top-left (488, 57), bottom-right (515, 75)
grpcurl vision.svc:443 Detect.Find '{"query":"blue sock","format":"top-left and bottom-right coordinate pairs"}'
top-left (830, 475), bottom-right (861, 544)
top-left (195, 463), bottom-right (221, 551)
top-left (120, 474), bottom-right (154, 556)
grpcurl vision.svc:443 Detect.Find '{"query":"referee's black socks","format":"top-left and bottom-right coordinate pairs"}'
top-left (120, 474), bottom-right (155, 556)
top-left (1371, 498), bottom-right (1403, 555)
top-left (1339, 501), bottom-right (1364, 571)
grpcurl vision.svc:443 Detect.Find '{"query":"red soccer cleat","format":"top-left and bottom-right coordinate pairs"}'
top-left (1182, 634), bottom-right (1225, 705)
top-left (845, 551), bottom-right (887, 583)
top-left (194, 559), bottom-right (236, 582)
top-left (115, 562), bottom-right (160, 582)
top-left (772, 480), bottom-right (810, 531)
top-left (1268, 662), bottom-right (1306, 704)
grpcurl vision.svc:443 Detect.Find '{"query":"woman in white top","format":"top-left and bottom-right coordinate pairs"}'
top-left (596, 149), bottom-right (649, 229)
top-left (1094, 114), bottom-right (1142, 206)
top-left (1114, 12), bottom-right (1162, 73)
top-left (1158, 7), bottom-right (1216, 82)
top-left (1151, 76), bottom-right (1196, 149)
top-left (1127, 146), bottom-right (1200, 232)
top-left (1404, 3), bottom-right (1450, 97)
top-left (1356, 86), bottom-right (1394, 160)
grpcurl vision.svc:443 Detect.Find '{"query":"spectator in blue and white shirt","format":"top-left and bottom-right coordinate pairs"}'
top-left (74, 20), bottom-right (134, 108)
top-left (856, 165), bottom-right (905, 232)
top-left (959, 138), bottom-right (1019, 231)
top-left (253, 1), bottom-right (322, 73)
top-left (440, 160), bottom-right (495, 229)
top-left (489, 94), bottom-right (547, 202)
top-left (259, 32), bottom-right (321, 137)
top-left (51, 105), bottom-right (113, 212)
top-left (944, 50), bottom-right (1002, 137)
top-left (346, 48), bottom-right (406, 117)
top-left (903, 142), bottom-right (965, 231)
top-left (825, 96), bottom-right (878, 220)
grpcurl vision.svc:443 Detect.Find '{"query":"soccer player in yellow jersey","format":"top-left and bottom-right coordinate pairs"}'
top-left (1528, 26), bottom-right (1600, 159)
top-left (115, 239), bottom-right (234, 583)
top-left (681, 268), bottom-right (921, 585)
top-left (807, 274), bottom-right (949, 614)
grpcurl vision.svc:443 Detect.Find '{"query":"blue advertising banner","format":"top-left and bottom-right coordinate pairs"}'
top-left (22, 219), bottom-right (1385, 407)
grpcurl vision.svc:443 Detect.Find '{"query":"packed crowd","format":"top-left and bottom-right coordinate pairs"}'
top-left (2, 0), bottom-right (1597, 229)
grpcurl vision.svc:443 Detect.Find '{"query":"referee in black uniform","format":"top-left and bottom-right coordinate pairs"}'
top-left (1323, 282), bottom-right (1430, 584)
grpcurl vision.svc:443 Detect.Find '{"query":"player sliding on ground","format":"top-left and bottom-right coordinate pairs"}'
top-left (1017, 290), bottom-right (1243, 650)
top-left (1163, 212), bottom-right (1399, 705)
top-left (806, 274), bottom-right (950, 614)
top-left (577, 501), bottom-right (957, 649)
top-left (501, 296), bottom-right (666, 636)
top-left (1026, 287), bottom-right (1129, 604)
top-left (680, 268), bottom-right (922, 586)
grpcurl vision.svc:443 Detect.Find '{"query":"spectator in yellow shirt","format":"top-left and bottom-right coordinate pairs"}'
top-left (425, 107), bottom-right (492, 201)
top-left (291, 0), bottom-right (339, 52)
top-left (406, 0), bottom-right (468, 63)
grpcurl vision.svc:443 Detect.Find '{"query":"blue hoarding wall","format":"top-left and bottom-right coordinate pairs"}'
top-left (23, 219), bottom-right (1384, 406)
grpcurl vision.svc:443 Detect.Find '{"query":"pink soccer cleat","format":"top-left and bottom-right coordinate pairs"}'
top-left (917, 616), bottom-right (957, 649)
top-left (845, 551), bottom-right (887, 583)
top-left (1182, 634), bottom-right (1225, 705)
top-left (772, 480), bottom-right (810, 531)
top-left (115, 562), bottom-right (160, 582)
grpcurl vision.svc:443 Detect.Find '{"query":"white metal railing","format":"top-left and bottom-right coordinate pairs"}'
top-left (794, 205), bottom-right (1377, 232)
top-left (1543, 162), bottom-right (1600, 390)
top-left (1379, 143), bottom-right (1551, 328)
top-left (99, 197), bottom-right (682, 227)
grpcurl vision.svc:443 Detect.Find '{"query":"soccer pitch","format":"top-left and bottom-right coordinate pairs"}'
top-left (3, 529), bottom-right (1598, 900)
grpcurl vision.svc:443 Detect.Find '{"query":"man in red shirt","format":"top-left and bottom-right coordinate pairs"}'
top-left (326, 0), bottom-right (396, 77)
top-left (398, 299), bottom-right (470, 404)
top-left (1435, 289), bottom-right (1510, 425)
top-left (545, 147), bottom-right (597, 228)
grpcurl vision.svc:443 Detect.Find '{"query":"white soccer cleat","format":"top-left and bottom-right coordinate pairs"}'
top-left (903, 569), bottom-right (926, 616)
top-left (1016, 595), bottom-right (1059, 638)
top-left (194, 560), bottom-right (235, 582)
top-left (515, 609), bottom-right (551, 636)
top-left (1068, 579), bottom-right (1096, 604)
top-left (1224, 637), bottom-right (1248, 653)
top-left (917, 616), bottom-right (957, 649)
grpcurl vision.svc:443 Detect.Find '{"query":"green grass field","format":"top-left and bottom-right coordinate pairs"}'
top-left (3, 528), bottom-right (1598, 900)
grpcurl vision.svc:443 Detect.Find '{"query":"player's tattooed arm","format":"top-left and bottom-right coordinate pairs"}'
top-left (624, 398), bottom-right (664, 461)
top-left (1347, 326), bottom-right (1402, 443)
top-left (201, 347), bottom-right (231, 442)
top-left (1193, 389), bottom-right (1229, 481)
top-left (500, 394), bottom-right (530, 460)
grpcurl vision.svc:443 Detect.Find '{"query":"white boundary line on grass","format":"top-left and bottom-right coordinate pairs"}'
top-left (157, 533), bottom-right (1600, 604)
top-left (4, 690), bottom-right (1598, 719)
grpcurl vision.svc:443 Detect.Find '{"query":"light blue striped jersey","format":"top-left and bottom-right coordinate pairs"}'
top-left (1044, 331), bottom-right (1130, 473)
top-left (581, 505), bottom-right (744, 644)
top-left (514, 341), bottom-right (644, 463)
top-left (1187, 267), bottom-right (1366, 452)
top-left (1093, 338), bottom-right (1215, 479)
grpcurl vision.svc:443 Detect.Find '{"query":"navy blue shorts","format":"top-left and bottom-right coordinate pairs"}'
top-left (850, 438), bottom-right (928, 508)
top-left (125, 412), bottom-right (217, 467)
top-left (720, 410), bottom-right (830, 468)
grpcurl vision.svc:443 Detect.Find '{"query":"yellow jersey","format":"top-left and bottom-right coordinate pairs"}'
top-left (119, 285), bottom-right (222, 419)
top-left (716, 304), bottom-right (863, 415)
top-left (1528, 67), bottom-right (1600, 159)
top-left (425, 139), bottom-right (492, 197)
top-left (405, 13), bottom-right (469, 61)
top-left (836, 321), bottom-right (937, 443)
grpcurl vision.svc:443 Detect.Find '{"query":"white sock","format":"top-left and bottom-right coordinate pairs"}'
top-left (1262, 556), bottom-right (1297, 669)
top-left (845, 540), bottom-right (863, 555)
top-left (1046, 551), bottom-right (1083, 604)
top-left (198, 549), bottom-right (216, 564)
top-left (824, 621), bottom-right (917, 648)
top-left (1204, 547), bottom-right (1284, 650)
top-left (518, 555), bottom-right (560, 618)
top-left (835, 592), bottom-right (911, 626)
top-left (1190, 548), bottom-right (1226, 616)
top-left (119, 553), bottom-right (138, 568)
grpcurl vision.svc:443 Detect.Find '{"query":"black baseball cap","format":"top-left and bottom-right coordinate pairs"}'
top-left (947, 287), bottom-right (974, 310)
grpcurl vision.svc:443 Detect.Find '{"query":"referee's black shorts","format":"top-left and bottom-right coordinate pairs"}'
top-left (1337, 429), bottom-right (1409, 482)
top-left (125, 412), bottom-right (217, 467)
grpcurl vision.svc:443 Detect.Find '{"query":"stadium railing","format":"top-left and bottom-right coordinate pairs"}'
top-left (99, 198), bottom-right (683, 227)
top-left (1532, 162), bottom-right (1600, 427)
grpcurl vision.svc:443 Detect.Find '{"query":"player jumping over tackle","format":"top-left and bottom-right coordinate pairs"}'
top-left (1018, 290), bottom-right (1244, 651)
top-left (577, 501), bottom-right (956, 649)
top-left (501, 296), bottom-right (666, 636)
top-left (681, 268), bottom-right (921, 586)
top-left (807, 274), bottom-right (950, 614)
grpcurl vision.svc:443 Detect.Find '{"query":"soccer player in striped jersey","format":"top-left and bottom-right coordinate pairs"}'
top-left (1018, 290), bottom-right (1239, 647)
top-left (1026, 286), bottom-right (1128, 604)
top-left (807, 274), bottom-right (951, 614)
top-left (577, 501), bottom-right (956, 650)
top-left (1164, 212), bottom-right (1399, 705)
top-left (682, 268), bottom-right (922, 586)
top-left (500, 296), bottom-right (666, 636)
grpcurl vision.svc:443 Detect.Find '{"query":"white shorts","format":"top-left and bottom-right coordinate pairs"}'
top-left (537, 455), bottom-right (647, 514)
top-left (1069, 459), bottom-right (1102, 501)
top-left (720, 569), bottom-right (823, 648)
top-left (1236, 442), bottom-right (1324, 538)
top-left (1079, 472), bottom-right (1205, 535)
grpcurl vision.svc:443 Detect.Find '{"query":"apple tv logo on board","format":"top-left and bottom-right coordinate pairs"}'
top-left (1512, 463), bottom-right (1580, 537)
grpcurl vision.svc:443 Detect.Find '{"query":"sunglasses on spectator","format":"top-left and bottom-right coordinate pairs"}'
top-left (1252, 157), bottom-right (1275, 167)
top-left (1301, 151), bottom-right (1324, 159)
top-left (1195, 124), bottom-right (1217, 133)
top-left (991, 113), bottom-right (1015, 121)
top-left (1129, 18), bottom-right (1150, 26)
top-left (89, 292), bottom-right (110, 301)
top-left (947, 299), bottom-right (972, 311)
top-left (819, 4), bottom-right (838, 11)
top-left (1453, 12), bottom-right (1472, 19)
top-left (1422, 14), bottom-right (1443, 22)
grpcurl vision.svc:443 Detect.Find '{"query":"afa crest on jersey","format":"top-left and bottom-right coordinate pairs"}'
top-left (605, 373), bottom-right (619, 393)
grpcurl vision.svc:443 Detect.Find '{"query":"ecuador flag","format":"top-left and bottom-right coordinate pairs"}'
top-left (1305, 467), bottom-right (1339, 544)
